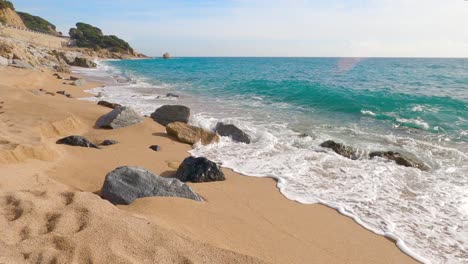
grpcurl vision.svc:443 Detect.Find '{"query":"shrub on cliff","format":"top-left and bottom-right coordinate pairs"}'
top-left (69, 22), bottom-right (134, 54)
top-left (0, 0), bottom-right (15, 10)
top-left (17, 12), bottom-right (60, 35)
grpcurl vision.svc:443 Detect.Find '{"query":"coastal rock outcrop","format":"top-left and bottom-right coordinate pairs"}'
top-left (320, 140), bottom-right (360, 160)
top-left (56, 135), bottom-right (99, 149)
top-left (150, 105), bottom-right (190, 126)
top-left (73, 79), bottom-right (87, 87)
top-left (369, 151), bottom-right (429, 171)
top-left (97, 100), bottom-right (122, 109)
top-left (215, 122), bottom-right (251, 144)
top-left (176, 157), bottom-right (225, 183)
top-left (163, 53), bottom-right (171, 59)
top-left (96, 106), bottom-right (143, 129)
top-left (70, 57), bottom-right (97, 68)
top-left (166, 122), bottom-right (219, 145)
top-left (101, 166), bottom-right (202, 205)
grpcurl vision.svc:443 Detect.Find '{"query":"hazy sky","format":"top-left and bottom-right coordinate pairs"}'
top-left (12, 0), bottom-right (468, 57)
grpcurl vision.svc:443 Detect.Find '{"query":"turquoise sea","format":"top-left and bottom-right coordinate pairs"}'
top-left (77, 58), bottom-right (468, 263)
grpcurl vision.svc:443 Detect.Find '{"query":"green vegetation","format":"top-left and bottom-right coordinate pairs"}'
top-left (17, 12), bottom-right (59, 35)
top-left (0, 0), bottom-right (15, 10)
top-left (69, 22), bottom-right (134, 54)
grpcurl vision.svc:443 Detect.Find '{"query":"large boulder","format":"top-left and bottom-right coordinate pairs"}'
top-left (70, 57), bottom-right (97, 68)
top-left (215, 122), bottom-right (251, 144)
top-left (0, 56), bottom-right (8, 67)
top-left (56, 136), bottom-right (99, 149)
top-left (96, 106), bottom-right (143, 129)
top-left (176, 157), bottom-right (225, 183)
top-left (166, 122), bottom-right (219, 145)
top-left (150, 105), bottom-right (190, 126)
top-left (369, 151), bottom-right (430, 171)
top-left (101, 166), bottom-right (202, 205)
top-left (97, 100), bottom-right (122, 109)
top-left (320, 140), bottom-right (360, 160)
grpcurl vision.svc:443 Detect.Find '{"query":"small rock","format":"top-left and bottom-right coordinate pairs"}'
top-left (166, 93), bottom-right (179, 98)
top-left (369, 151), bottom-right (430, 171)
top-left (73, 79), bottom-right (87, 87)
top-left (298, 133), bottom-right (309, 138)
top-left (45, 92), bottom-right (55, 96)
top-left (320, 140), bottom-right (360, 160)
top-left (53, 73), bottom-right (63, 79)
top-left (65, 94), bottom-right (72, 98)
top-left (96, 106), bottom-right (143, 129)
top-left (69, 76), bottom-right (79, 81)
top-left (97, 100), bottom-right (122, 109)
top-left (149, 145), bottom-right (161, 151)
top-left (101, 140), bottom-right (119, 146)
top-left (166, 122), bottom-right (219, 145)
top-left (175, 156), bottom-right (225, 183)
top-left (57, 91), bottom-right (66, 95)
top-left (101, 166), bottom-right (202, 205)
top-left (56, 136), bottom-right (99, 149)
top-left (150, 105), bottom-right (190, 126)
top-left (215, 122), bottom-right (251, 144)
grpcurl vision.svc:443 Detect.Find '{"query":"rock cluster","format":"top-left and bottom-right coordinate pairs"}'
top-left (56, 136), bottom-right (99, 149)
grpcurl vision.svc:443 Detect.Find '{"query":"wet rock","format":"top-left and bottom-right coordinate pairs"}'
top-left (56, 136), bottom-right (99, 149)
top-left (166, 122), bottom-right (219, 145)
top-left (101, 166), bottom-right (202, 205)
top-left (73, 79), bottom-right (86, 87)
top-left (150, 105), bottom-right (190, 126)
top-left (149, 145), bottom-right (161, 151)
top-left (369, 151), bottom-right (430, 171)
top-left (96, 106), bottom-right (143, 129)
top-left (176, 157), bottom-right (225, 183)
top-left (97, 100), bottom-right (122, 109)
top-left (215, 122), bottom-right (251, 144)
top-left (166, 93), bottom-right (179, 98)
top-left (320, 140), bottom-right (360, 160)
top-left (101, 140), bottom-right (119, 146)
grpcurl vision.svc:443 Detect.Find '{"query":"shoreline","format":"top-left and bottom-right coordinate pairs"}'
top-left (0, 65), bottom-right (418, 263)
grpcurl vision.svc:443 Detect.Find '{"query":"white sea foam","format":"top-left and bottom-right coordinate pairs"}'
top-left (361, 109), bottom-right (377, 116)
top-left (77, 62), bottom-right (468, 264)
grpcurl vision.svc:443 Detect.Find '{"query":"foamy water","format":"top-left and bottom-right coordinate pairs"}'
top-left (76, 58), bottom-right (468, 263)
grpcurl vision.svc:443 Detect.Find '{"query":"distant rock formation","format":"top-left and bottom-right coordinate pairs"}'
top-left (163, 53), bottom-right (171, 59)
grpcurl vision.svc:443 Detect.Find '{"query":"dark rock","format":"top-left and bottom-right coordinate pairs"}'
top-left (56, 136), bottom-right (99, 149)
top-left (57, 90), bottom-right (66, 95)
top-left (166, 93), bottom-right (179, 98)
top-left (175, 156), bottom-right (225, 183)
top-left (97, 100), bottom-right (122, 109)
top-left (96, 106), bottom-right (144, 129)
top-left (320, 140), bottom-right (360, 160)
top-left (149, 145), bottom-right (161, 151)
top-left (101, 140), bottom-right (119, 146)
top-left (101, 166), bottom-right (202, 205)
top-left (150, 105), bottom-right (190, 126)
top-left (369, 151), bottom-right (430, 171)
top-left (163, 53), bottom-right (171, 59)
top-left (65, 94), bottom-right (72, 98)
top-left (298, 133), bottom-right (309, 138)
top-left (70, 57), bottom-right (97, 68)
top-left (69, 76), bottom-right (79, 81)
top-left (53, 73), bottom-right (64, 79)
top-left (215, 122), bottom-right (251, 144)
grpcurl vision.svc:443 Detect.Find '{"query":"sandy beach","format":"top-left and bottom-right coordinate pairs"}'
top-left (0, 66), bottom-right (418, 263)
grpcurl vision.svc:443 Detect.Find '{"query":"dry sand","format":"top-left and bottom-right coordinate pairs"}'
top-left (0, 66), bottom-right (418, 263)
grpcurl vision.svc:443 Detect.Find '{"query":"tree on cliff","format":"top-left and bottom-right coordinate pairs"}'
top-left (17, 12), bottom-right (60, 35)
top-left (69, 22), bottom-right (134, 54)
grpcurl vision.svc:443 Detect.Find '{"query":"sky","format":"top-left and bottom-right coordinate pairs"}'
top-left (11, 0), bottom-right (468, 57)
